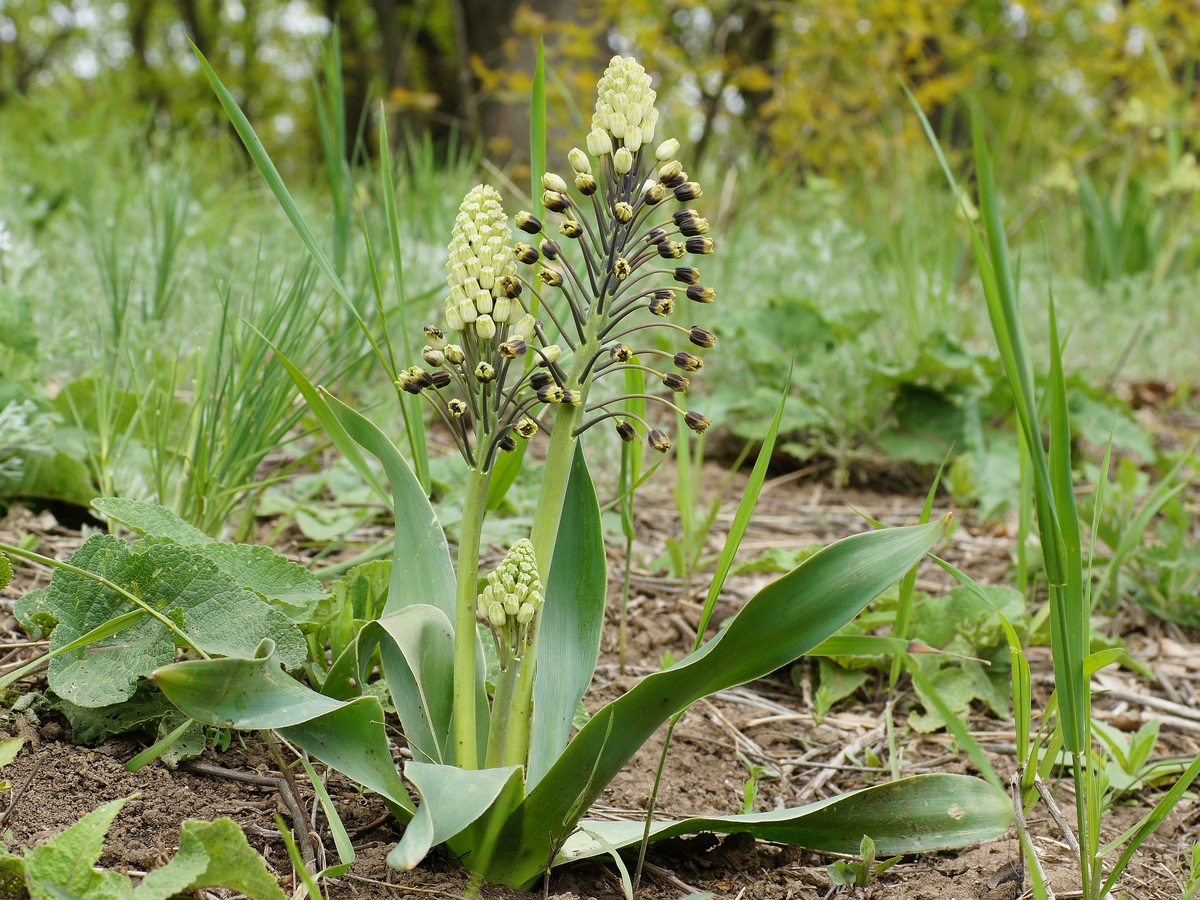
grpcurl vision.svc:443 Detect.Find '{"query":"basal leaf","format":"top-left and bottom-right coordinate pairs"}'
top-left (528, 445), bottom-right (606, 787)
top-left (19, 534), bottom-right (305, 707)
top-left (485, 519), bottom-right (946, 887)
top-left (319, 391), bottom-right (455, 621)
top-left (388, 762), bottom-right (524, 872)
top-left (155, 641), bottom-right (415, 818)
top-left (556, 774), bottom-right (1011, 864)
top-left (92, 498), bottom-right (209, 545)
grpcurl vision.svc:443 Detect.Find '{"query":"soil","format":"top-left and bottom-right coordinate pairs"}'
top-left (1, 471), bottom-right (1198, 899)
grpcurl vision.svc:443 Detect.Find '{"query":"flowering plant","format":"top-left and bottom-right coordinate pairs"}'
top-left (156, 51), bottom-right (1012, 889)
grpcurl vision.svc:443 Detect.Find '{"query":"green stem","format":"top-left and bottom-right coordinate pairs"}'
top-left (453, 466), bottom-right (491, 769)
top-left (486, 659), bottom-right (519, 768)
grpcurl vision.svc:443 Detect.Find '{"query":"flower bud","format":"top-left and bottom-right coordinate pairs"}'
top-left (649, 290), bottom-right (675, 316)
top-left (499, 339), bottom-right (527, 359)
top-left (644, 182), bottom-right (669, 205)
top-left (614, 201), bottom-right (634, 223)
top-left (673, 351), bottom-right (703, 372)
top-left (542, 190), bottom-right (569, 213)
top-left (498, 434), bottom-right (517, 453)
top-left (475, 314), bottom-right (497, 340)
top-left (625, 124), bottom-right (643, 152)
top-left (610, 343), bottom-right (634, 363)
top-left (430, 371), bottom-right (452, 389)
top-left (657, 241), bottom-right (685, 259)
top-left (674, 181), bottom-right (703, 202)
top-left (448, 398), bottom-right (467, 417)
top-left (539, 238), bottom-right (560, 260)
top-left (614, 146), bottom-right (633, 174)
top-left (616, 420), bottom-right (637, 442)
top-left (663, 372), bottom-right (690, 392)
top-left (613, 257), bottom-right (632, 280)
top-left (562, 389), bottom-right (582, 405)
top-left (685, 410), bottom-right (711, 434)
top-left (445, 303), bottom-right (464, 332)
top-left (445, 344), bottom-right (465, 364)
top-left (686, 237), bottom-right (714, 255)
top-left (537, 384), bottom-right (565, 404)
top-left (488, 601), bottom-right (507, 628)
top-left (648, 428), bottom-right (672, 453)
top-left (587, 128), bottom-right (613, 156)
top-left (423, 345), bottom-right (445, 366)
top-left (492, 296), bottom-right (516, 324)
top-left (539, 268), bottom-right (564, 288)
top-left (475, 361), bottom-right (496, 382)
top-left (396, 372), bottom-right (421, 394)
top-left (516, 602), bottom-right (536, 625)
top-left (542, 172), bottom-right (569, 193)
top-left (658, 159), bottom-right (684, 185)
top-left (655, 138), bottom-right (680, 161)
top-left (515, 210), bottom-right (543, 234)
top-left (559, 220), bottom-right (583, 239)
top-left (575, 173), bottom-right (598, 195)
top-left (512, 314), bottom-right (537, 343)
top-left (673, 266), bottom-right (701, 285)
top-left (423, 323), bottom-right (446, 348)
top-left (568, 147), bottom-right (591, 174)
top-left (457, 298), bottom-right (478, 324)
top-left (539, 344), bottom-right (562, 365)
top-left (686, 284), bottom-right (715, 303)
top-left (689, 325), bottom-right (717, 348)
top-left (515, 417), bottom-right (539, 438)
top-left (514, 243), bottom-right (540, 265)
top-left (408, 366), bottom-right (434, 388)
top-left (530, 371), bottom-right (552, 390)
top-left (679, 215), bottom-right (709, 237)
top-left (498, 274), bottom-right (522, 298)
top-left (645, 227), bottom-right (669, 244)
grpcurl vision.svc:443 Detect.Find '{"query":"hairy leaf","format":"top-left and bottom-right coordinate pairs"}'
top-left (15, 534), bottom-right (305, 707)
top-left (92, 498), bottom-right (325, 615)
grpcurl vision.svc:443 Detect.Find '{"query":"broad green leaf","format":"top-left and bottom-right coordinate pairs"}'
top-left (528, 445), bottom-right (606, 787)
top-left (24, 796), bottom-right (133, 900)
top-left (319, 391), bottom-right (455, 622)
top-left (155, 641), bottom-right (414, 818)
top-left (0, 554), bottom-right (12, 591)
top-left (360, 606), bottom-right (457, 765)
top-left (134, 818), bottom-right (286, 900)
top-left (0, 737), bottom-right (21, 767)
top-left (556, 774), bottom-right (1011, 865)
top-left (485, 519), bottom-right (947, 887)
top-left (92, 498), bottom-right (210, 545)
top-left (92, 498), bottom-right (326, 615)
top-left (15, 534), bottom-right (305, 707)
top-left (388, 762), bottom-right (524, 872)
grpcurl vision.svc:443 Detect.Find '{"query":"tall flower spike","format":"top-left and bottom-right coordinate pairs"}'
top-left (591, 56), bottom-right (659, 152)
top-left (445, 185), bottom-right (523, 333)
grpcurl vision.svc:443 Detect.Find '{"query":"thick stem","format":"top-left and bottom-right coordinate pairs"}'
top-left (453, 465), bottom-right (491, 769)
top-left (485, 660), bottom-right (518, 768)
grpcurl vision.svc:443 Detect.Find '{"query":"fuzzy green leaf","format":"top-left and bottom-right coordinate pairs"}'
top-left (23, 796), bottom-right (133, 900)
top-left (134, 817), bottom-right (286, 900)
top-left (16, 534), bottom-right (306, 707)
top-left (92, 498), bottom-right (325, 615)
top-left (0, 554), bottom-right (12, 591)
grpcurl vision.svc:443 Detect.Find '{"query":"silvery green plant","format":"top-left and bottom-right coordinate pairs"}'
top-left (156, 51), bottom-right (1013, 889)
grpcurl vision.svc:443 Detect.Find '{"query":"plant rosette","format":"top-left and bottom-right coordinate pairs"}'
top-left (157, 53), bottom-right (1013, 890)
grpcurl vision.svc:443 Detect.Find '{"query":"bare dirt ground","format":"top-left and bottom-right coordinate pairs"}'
top-left (0, 469), bottom-right (1198, 899)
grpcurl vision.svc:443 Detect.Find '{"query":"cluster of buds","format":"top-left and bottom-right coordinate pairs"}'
top-left (402, 56), bottom-right (716, 467)
top-left (479, 539), bottom-right (544, 665)
top-left (509, 55), bottom-right (717, 453)
top-left (397, 184), bottom-right (578, 470)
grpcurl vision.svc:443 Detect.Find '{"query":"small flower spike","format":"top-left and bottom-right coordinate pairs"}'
top-left (479, 539), bottom-right (545, 665)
